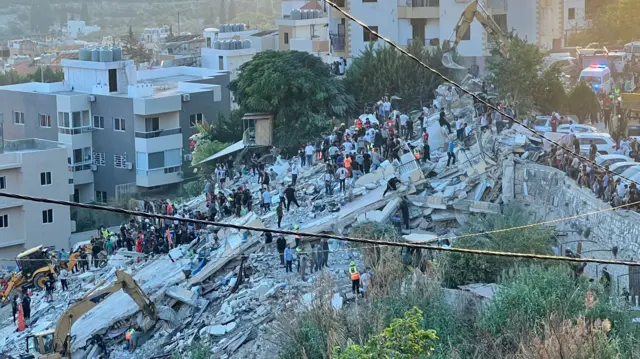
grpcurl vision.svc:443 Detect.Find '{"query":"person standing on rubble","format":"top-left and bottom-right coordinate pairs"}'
top-left (300, 249), bottom-right (308, 280)
top-left (276, 201), bottom-right (284, 228)
top-left (59, 267), bottom-right (69, 291)
top-left (400, 197), bottom-right (410, 230)
top-left (336, 165), bottom-right (348, 193)
top-left (284, 184), bottom-right (300, 211)
top-left (324, 169), bottom-right (334, 195)
top-left (439, 109), bottom-right (452, 134)
top-left (446, 139), bottom-right (456, 167)
top-left (284, 245), bottom-right (293, 273)
top-left (349, 261), bottom-right (361, 295)
top-left (276, 234), bottom-right (287, 265)
top-left (305, 143), bottom-right (315, 167)
top-left (321, 238), bottom-right (330, 268)
top-left (44, 276), bottom-right (55, 302)
top-left (262, 188), bottom-right (272, 213)
top-left (291, 163), bottom-right (299, 186)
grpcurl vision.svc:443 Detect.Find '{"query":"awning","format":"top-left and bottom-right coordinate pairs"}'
top-left (196, 140), bottom-right (245, 165)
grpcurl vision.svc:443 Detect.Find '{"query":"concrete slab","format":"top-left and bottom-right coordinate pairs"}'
top-left (431, 210), bottom-right (457, 222)
top-left (426, 196), bottom-right (447, 209)
top-left (166, 286), bottom-right (197, 306)
top-left (402, 233), bottom-right (438, 243)
top-left (469, 201), bottom-right (500, 214)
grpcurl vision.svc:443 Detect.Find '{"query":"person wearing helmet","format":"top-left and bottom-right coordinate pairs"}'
top-left (349, 261), bottom-right (360, 295)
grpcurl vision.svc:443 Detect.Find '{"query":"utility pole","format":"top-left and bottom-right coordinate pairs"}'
top-left (177, 12), bottom-right (180, 37)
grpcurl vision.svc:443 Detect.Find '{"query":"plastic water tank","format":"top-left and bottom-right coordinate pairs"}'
top-left (304, 10), bottom-right (310, 19)
top-left (291, 9), bottom-right (301, 20)
top-left (79, 48), bottom-right (91, 61)
top-left (214, 40), bottom-right (222, 49)
top-left (221, 40), bottom-right (230, 50)
top-left (238, 23), bottom-right (245, 31)
top-left (112, 47), bottom-right (122, 61)
top-left (223, 24), bottom-right (230, 32)
top-left (100, 47), bottom-right (113, 62)
top-left (91, 48), bottom-right (100, 62)
top-left (235, 40), bottom-right (243, 49)
top-left (231, 24), bottom-right (238, 32)
top-left (242, 39), bottom-right (251, 49)
top-left (219, 25), bottom-right (226, 33)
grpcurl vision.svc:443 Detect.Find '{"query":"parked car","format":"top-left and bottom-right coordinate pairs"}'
top-left (534, 116), bottom-right (551, 134)
top-left (557, 124), bottom-right (600, 134)
top-left (616, 166), bottom-right (640, 183)
top-left (595, 154), bottom-right (632, 168)
top-left (608, 161), bottom-right (638, 175)
top-left (576, 133), bottom-right (617, 155)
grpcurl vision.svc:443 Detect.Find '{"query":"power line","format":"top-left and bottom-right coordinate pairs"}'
top-left (0, 190), bottom-right (637, 267)
top-left (323, 0), bottom-right (640, 189)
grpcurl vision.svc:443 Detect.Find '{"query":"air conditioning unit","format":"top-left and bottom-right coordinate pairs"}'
top-left (91, 164), bottom-right (98, 171)
top-left (88, 95), bottom-right (96, 102)
top-left (125, 162), bottom-right (133, 170)
top-left (183, 153), bottom-right (193, 161)
top-left (182, 93), bottom-right (191, 102)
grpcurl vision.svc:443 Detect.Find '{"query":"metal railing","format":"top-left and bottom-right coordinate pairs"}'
top-left (134, 127), bottom-right (181, 139)
top-left (402, 0), bottom-right (440, 7)
top-left (330, 33), bottom-right (345, 51)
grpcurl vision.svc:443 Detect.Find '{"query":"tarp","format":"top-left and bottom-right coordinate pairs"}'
top-left (197, 140), bottom-right (245, 165)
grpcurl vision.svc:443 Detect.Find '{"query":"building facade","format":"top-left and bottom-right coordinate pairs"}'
top-left (0, 58), bottom-right (231, 204)
top-left (0, 133), bottom-right (74, 259)
top-left (276, 0), bottom-right (331, 63)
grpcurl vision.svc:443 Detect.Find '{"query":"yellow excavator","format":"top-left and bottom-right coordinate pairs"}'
top-left (441, 0), bottom-right (509, 70)
top-left (22, 270), bottom-right (157, 359)
top-left (1, 246), bottom-right (57, 305)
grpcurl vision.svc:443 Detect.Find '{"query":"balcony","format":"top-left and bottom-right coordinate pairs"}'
top-left (330, 33), bottom-right (346, 52)
top-left (290, 39), bottom-right (330, 53)
top-left (0, 197), bottom-right (23, 210)
top-left (133, 96), bottom-right (182, 116)
top-left (134, 128), bottom-right (182, 153)
top-left (136, 167), bottom-right (183, 187)
top-left (68, 162), bottom-right (94, 185)
top-left (398, 0), bottom-right (439, 19)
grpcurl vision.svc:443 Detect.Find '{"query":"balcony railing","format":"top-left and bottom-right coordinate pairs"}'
top-left (400, 0), bottom-right (439, 6)
top-left (407, 38), bottom-right (440, 47)
top-left (135, 127), bottom-right (182, 139)
top-left (330, 33), bottom-right (346, 52)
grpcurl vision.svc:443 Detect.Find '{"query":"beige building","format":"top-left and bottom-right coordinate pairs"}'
top-left (0, 129), bottom-right (74, 259)
top-left (276, 0), bottom-right (330, 63)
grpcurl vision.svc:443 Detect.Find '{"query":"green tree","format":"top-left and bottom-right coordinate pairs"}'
top-left (532, 64), bottom-right (568, 115)
top-left (58, 6), bottom-right (67, 28)
top-left (333, 307), bottom-right (438, 359)
top-left (228, 0), bottom-right (237, 21)
top-left (568, 81), bottom-right (600, 123)
top-left (443, 204), bottom-right (555, 288)
top-left (229, 50), bottom-right (355, 149)
top-left (343, 42), bottom-right (453, 114)
top-left (122, 26), bottom-right (151, 64)
top-left (487, 34), bottom-right (545, 116)
top-left (586, 0), bottom-right (640, 44)
top-left (80, 3), bottom-right (90, 23)
top-left (219, 0), bottom-right (227, 24)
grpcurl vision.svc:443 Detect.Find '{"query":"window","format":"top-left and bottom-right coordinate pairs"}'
top-left (93, 115), bottom-right (104, 129)
top-left (93, 152), bottom-right (106, 166)
top-left (363, 26), bottom-right (378, 42)
top-left (284, 32), bottom-right (289, 45)
top-left (218, 56), bottom-right (224, 71)
top-left (42, 209), bottom-right (54, 224)
top-left (0, 176), bottom-right (5, 189)
top-left (114, 117), bottom-right (126, 131)
top-left (189, 113), bottom-right (204, 127)
top-left (462, 28), bottom-right (471, 41)
top-left (145, 117), bottom-right (160, 132)
top-left (568, 8), bottom-right (575, 20)
top-left (96, 191), bottom-right (107, 204)
top-left (39, 114), bottom-right (52, 128)
top-left (363, 0), bottom-right (377, 2)
top-left (0, 214), bottom-right (7, 228)
top-left (114, 154), bottom-right (127, 169)
top-left (13, 111), bottom-right (24, 125)
top-left (40, 172), bottom-right (52, 186)
top-left (57, 111), bottom-right (90, 134)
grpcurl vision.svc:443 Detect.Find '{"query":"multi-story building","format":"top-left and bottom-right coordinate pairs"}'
top-left (276, 0), bottom-right (331, 63)
top-left (564, 0), bottom-right (587, 32)
top-left (66, 20), bottom-right (101, 39)
top-left (0, 120), bottom-right (74, 258)
top-left (329, 0), bottom-right (565, 71)
top-left (201, 26), bottom-right (278, 80)
top-left (0, 55), bottom-right (231, 204)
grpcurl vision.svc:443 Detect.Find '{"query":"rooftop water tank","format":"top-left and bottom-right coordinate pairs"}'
top-left (222, 24), bottom-right (230, 32)
top-left (291, 9), bottom-right (301, 20)
top-left (235, 40), bottom-right (243, 49)
top-left (214, 40), bottom-right (222, 49)
top-left (100, 47), bottom-right (113, 62)
top-left (112, 47), bottom-right (122, 61)
top-left (79, 48), bottom-right (91, 61)
top-left (221, 40), bottom-right (230, 50)
top-left (238, 23), bottom-right (245, 31)
top-left (242, 39), bottom-right (251, 49)
top-left (91, 48), bottom-right (100, 62)
top-left (313, 9), bottom-right (319, 18)
top-left (231, 24), bottom-right (239, 32)
top-left (302, 10), bottom-right (309, 19)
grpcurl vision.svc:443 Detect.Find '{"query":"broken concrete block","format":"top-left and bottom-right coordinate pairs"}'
top-left (426, 196), bottom-right (447, 209)
top-left (331, 293), bottom-right (344, 310)
top-left (166, 286), bottom-right (197, 306)
top-left (431, 210), bottom-right (457, 222)
top-left (157, 306), bottom-right (179, 326)
top-left (225, 321), bottom-right (237, 333)
top-left (208, 325), bottom-right (227, 336)
top-left (469, 201), bottom-right (500, 214)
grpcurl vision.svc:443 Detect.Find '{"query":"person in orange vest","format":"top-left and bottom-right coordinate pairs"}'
top-left (349, 261), bottom-right (360, 295)
top-left (126, 327), bottom-right (138, 352)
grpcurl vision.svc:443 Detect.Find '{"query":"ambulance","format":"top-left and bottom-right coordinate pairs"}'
top-left (578, 64), bottom-right (613, 94)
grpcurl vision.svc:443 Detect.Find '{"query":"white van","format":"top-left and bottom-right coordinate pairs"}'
top-left (578, 65), bottom-right (613, 94)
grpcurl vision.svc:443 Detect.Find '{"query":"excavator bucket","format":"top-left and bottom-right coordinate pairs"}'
top-left (442, 51), bottom-right (466, 70)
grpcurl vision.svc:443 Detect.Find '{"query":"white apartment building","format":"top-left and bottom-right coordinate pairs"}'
top-left (0, 122), bottom-right (74, 258)
top-left (201, 26), bottom-right (278, 80)
top-left (329, 0), bottom-right (565, 71)
top-left (564, 0), bottom-right (587, 31)
top-left (66, 20), bottom-right (101, 39)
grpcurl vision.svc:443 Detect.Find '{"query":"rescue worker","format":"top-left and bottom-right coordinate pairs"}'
top-left (294, 225), bottom-right (302, 248)
top-left (126, 327), bottom-right (137, 352)
top-left (349, 261), bottom-right (360, 295)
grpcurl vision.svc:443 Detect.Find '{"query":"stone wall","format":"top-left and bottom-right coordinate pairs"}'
top-left (513, 161), bottom-right (640, 296)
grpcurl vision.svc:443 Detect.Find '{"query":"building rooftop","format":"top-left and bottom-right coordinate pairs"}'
top-left (2, 138), bottom-right (66, 153)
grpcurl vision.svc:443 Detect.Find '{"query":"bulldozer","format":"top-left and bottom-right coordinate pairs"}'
top-left (441, 0), bottom-right (509, 70)
top-left (1, 246), bottom-right (57, 305)
top-left (21, 269), bottom-right (157, 359)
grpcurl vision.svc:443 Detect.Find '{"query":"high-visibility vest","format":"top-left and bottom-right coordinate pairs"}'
top-left (126, 329), bottom-right (135, 340)
top-left (350, 267), bottom-right (360, 280)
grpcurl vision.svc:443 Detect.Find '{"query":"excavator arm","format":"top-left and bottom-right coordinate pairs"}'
top-left (50, 269), bottom-right (157, 355)
top-left (442, 0), bottom-right (509, 69)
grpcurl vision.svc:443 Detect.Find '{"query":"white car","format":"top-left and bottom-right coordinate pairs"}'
top-left (617, 166), bottom-right (640, 182)
top-left (576, 133), bottom-right (617, 155)
top-left (534, 116), bottom-right (551, 134)
top-left (608, 161), bottom-right (638, 175)
top-left (557, 124), bottom-right (599, 134)
top-left (595, 154), bottom-right (632, 168)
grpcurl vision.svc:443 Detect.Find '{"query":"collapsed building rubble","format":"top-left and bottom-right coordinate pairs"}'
top-left (2, 81), bottom-right (638, 359)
